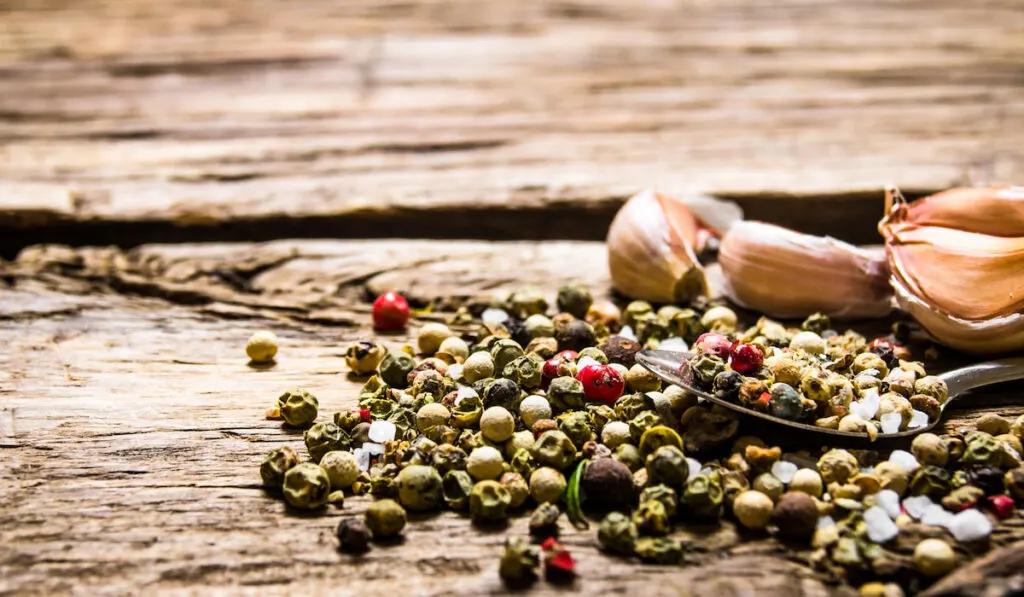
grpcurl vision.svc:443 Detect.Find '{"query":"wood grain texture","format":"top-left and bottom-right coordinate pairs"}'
top-left (2, 0), bottom-right (1023, 256)
top-left (3, 239), bottom-right (1024, 596)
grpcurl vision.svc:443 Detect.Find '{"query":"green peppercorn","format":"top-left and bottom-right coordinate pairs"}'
top-left (557, 411), bottom-right (595, 448)
top-left (801, 312), bottom-right (830, 334)
top-left (278, 389), bottom-right (319, 428)
top-left (379, 351), bottom-right (415, 388)
top-left (510, 288), bottom-right (548, 318)
top-left (502, 355), bottom-right (543, 389)
top-left (639, 484), bottom-right (678, 517)
top-left (260, 446), bottom-right (299, 490)
top-left (333, 410), bottom-right (362, 432)
top-left (394, 464), bottom-right (444, 511)
top-left (345, 340), bottom-right (386, 375)
top-left (451, 394), bottom-right (484, 429)
top-left (669, 309), bottom-right (703, 343)
top-left (638, 425), bottom-right (684, 459)
top-left (283, 462), bottom-right (331, 510)
top-left (634, 537), bottom-right (684, 565)
top-left (941, 485), bottom-right (985, 511)
top-left (470, 480), bottom-right (512, 523)
top-left (613, 443), bottom-right (643, 472)
top-left (304, 422), bottom-right (349, 463)
top-left (500, 471), bottom-right (530, 508)
top-left (908, 465), bottom-right (952, 499)
top-left (336, 517), bottom-right (373, 553)
top-left (633, 499), bottom-right (672, 536)
top-left (442, 469), bottom-right (475, 510)
top-left (629, 410), bottom-right (662, 444)
top-left (962, 431), bottom-right (1006, 467)
top-left (684, 470), bottom-right (724, 519)
top-left (365, 498), bottom-right (407, 538)
top-left (646, 445), bottom-right (689, 490)
top-left (689, 353), bottom-right (726, 387)
top-left (490, 339), bottom-right (525, 374)
top-left (499, 535), bottom-right (541, 583)
top-left (532, 430), bottom-right (577, 471)
top-left (369, 474), bottom-right (397, 499)
top-left (597, 511), bottom-right (638, 555)
top-left (546, 376), bottom-right (586, 413)
top-left (510, 447), bottom-right (538, 479)
top-left (556, 285), bottom-right (593, 319)
top-left (529, 502), bottom-right (562, 538)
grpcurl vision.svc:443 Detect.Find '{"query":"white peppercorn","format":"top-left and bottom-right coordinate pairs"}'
top-left (320, 450), bottom-right (360, 490)
top-left (246, 330), bottom-right (278, 363)
top-left (463, 352), bottom-right (495, 383)
top-left (530, 467), bottom-right (567, 504)
top-left (417, 323), bottom-right (453, 356)
top-left (732, 490), bottom-right (774, 530)
top-left (789, 469), bottom-right (823, 497)
top-left (467, 446), bottom-right (505, 481)
top-left (519, 395), bottom-right (552, 429)
top-left (602, 421), bottom-right (632, 450)
top-left (480, 406), bottom-right (515, 443)
top-left (416, 403), bottom-right (451, 432)
top-left (914, 538), bottom-right (956, 577)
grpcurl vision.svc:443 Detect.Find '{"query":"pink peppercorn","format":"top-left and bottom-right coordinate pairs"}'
top-left (988, 495), bottom-right (1015, 519)
top-left (372, 292), bottom-right (410, 331)
top-left (576, 364), bottom-right (624, 405)
top-left (695, 333), bottom-right (732, 360)
top-left (730, 343), bottom-right (763, 374)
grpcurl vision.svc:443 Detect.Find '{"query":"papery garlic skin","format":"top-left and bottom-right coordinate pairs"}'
top-left (606, 189), bottom-right (709, 304)
top-left (718, 221), bottom-right (893, 319)
top-left (880, 186), bottom-right (1024, 353)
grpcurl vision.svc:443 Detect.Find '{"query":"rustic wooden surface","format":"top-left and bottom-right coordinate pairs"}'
top-left (2, 240), bottom-right (1024, 597)
top-left (2, 0), bottom-right (1024, 256)
top-left (3, 0), bottom-right (1024, 595)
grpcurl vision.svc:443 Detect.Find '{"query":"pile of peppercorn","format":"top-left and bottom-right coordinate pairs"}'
top-left (256, 286), bottom-right (1024, 595)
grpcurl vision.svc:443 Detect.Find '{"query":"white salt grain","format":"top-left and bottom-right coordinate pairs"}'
top-left (454, 386), bottom-right (478, 405)
top-left (948, 509), bottom-right (994, 542)
top-left (864, 506), bottom-right (900, 543)
top-left (921, 504), bottom-right (954, 528)
top-left (902, 495), bottom-right (934, 520)
top-left (771, 460), bottom-right (799, 484)
top-left (368, 420), bottom-right (396, 443)
top-left (619, 326), bottom-right (637, 341)
top-left (686, 457), bottom-right (702, 480)
top-left (817, 516), bottom-right (836, 530)
top-left (876, 489), bottom-right (902, 519)
top-left (854, 389), bottom-right (881, 421)
top-left (576, 356), bottom-right (601, 371)
top-left (362, 442), bottom-right (385, 456)
top-left (482, 308), bottom-right (509, 325)
top-left (354, 448), bottom-right (370, 471)
top-left (659, 337), bottom-right (689, 351)
top-left (889, 450), bottom-right (920, 473)
top-left (908, 409), bottom-right (930, 429)
top-left (445, 364), bottom-right (464, 381)
top-left (880, 412), bottom-right (902, 434)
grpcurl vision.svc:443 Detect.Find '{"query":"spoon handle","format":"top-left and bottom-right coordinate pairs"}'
top-left (939, 357), bottom-right (1024, 398)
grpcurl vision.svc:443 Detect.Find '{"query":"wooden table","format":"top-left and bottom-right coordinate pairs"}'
top-left (2, 1), bottom-right (1023, 595)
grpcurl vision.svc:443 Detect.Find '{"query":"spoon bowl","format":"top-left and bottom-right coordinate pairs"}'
top-left (636, 349), bottom-right (1024, 442)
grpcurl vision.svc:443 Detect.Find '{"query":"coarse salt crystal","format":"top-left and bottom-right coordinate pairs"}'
top-left (863, 506), bottom-right (900, 543)
top-left (686, 458), bottom-right (702, 480)
top-left (880, 412), bottom-right (902, 434)
top-left (876, 490), bottom-right (901, 519)
top-left (921, 504), bottom-right (954, 528)
top-left (889, 450), bottom-right (920, 473)
top-left (659, 337), bottom-right (689, 351)
top-left (455, 386), bottom-right (478, 405)
top-left (902, 495), bottom-right (934, 520)
top-left (948, 509), bottom-right (994, 542)
top-left (771, 460), bottom-right (798, 484)
top-left (354, 448), bottom-right (370, 471)
top-left (619, 326), bottom-right (637, 341)
top-left (852, 389), bottom-right (880, 421)
top-left (576, 356), bottom-right (601, 371)
top-left (362, 442), bottom-right (385, 456)
top-left (481, 308), bottom-right (509, 325)
top-left (908, 409), bottom-right (930, 429)
top-left (446, 364), bottom-right (464, 380)
top-left (368, 420), bottom-right (396, 443)
top-left (817, 516), bottom-right (836, 530)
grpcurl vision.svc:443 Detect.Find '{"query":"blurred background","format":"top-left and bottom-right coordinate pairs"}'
top-left (1, 0), bottom-right (1022, 258)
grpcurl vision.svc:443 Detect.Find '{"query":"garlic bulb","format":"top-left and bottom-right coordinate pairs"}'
top-left (606, 189), bottom-right (711, 303)
top-left (718, 221), bottom-right (893, 319)
top-left (880, 186), bottom-right (1024, 353)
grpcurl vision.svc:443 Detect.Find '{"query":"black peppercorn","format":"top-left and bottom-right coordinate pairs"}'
top-left (968, 467), bottom-right (1006, 496)
top-left (336, 518), bottom-right (372, 553)
top-left (504, 318), bottom-right (533, 348)
top-left (713, 370), bottom-right (744, 401)
top-left (581, 457), bottom-right (635, 512)
top-left (554, 319), bottom-right (597, 353)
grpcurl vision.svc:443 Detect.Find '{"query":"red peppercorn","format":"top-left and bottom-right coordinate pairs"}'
top-left (695, 332), bottom-right (732, 360)
top-left (541, 537), bottom-right (575, 578)
top-left (358, 409), bottom-right (371, 423)
top-left (988, 495), bottom-right (1015, 519)
top-left (754, 392), bottom-right (771, 411)
top-left (372, 292), bottom-right (410, 331)
top-left (576, 364), bottom-right (624, 405)
top-left (868, 337), bottom-right (894, 352)
top-left (555, 350), bottom-right (579, 362)
top-left (730, 343), bottom-right (763, 374)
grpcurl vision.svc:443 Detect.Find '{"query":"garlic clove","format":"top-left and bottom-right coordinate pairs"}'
top-left (884, 223), bottom-right (1024, 320)
top-left (718, 220), bottom-right (893, 319)
top-left (891, 275), bottom-right (1024, 354)
top-left (884, 186), bottom-right (1024, 237)
top-left (606, 189), bottom-right (709, 303)
top-left (880, 186), bottom-right (1024, 353)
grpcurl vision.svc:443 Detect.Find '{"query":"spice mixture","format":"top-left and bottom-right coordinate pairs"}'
top-left (257, 287), bottom-right (1022, 594)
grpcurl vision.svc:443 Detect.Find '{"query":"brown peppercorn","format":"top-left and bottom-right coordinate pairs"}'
top-left (554, 318), bottom-right (596, 353)
top-left (598, 336), bottom-right (642, 368)
top-left (771, 492), bottom-right (819, 539)
top-left (744, 445), bottom-right (782, 471)
top-left (581, 457), bottom-right (634, 512)
top-left (976, 413), bottom-right (1011, 436)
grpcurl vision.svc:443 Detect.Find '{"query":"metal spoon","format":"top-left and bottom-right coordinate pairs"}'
top-left (636, 349), bottom-right (1024, 441)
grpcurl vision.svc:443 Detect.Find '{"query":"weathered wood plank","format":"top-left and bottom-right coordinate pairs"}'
top-left (2, 0), bottom-right (1023, 255)
top-left (2, 239), bottom-right (1024, 596)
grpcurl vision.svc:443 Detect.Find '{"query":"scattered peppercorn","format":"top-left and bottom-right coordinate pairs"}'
top-left (336, 518), bottom-right (372, 554)
top-left (246, 330), bottom-right (279, 363)
top-left (365, 499), bottom-right (407, 538)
